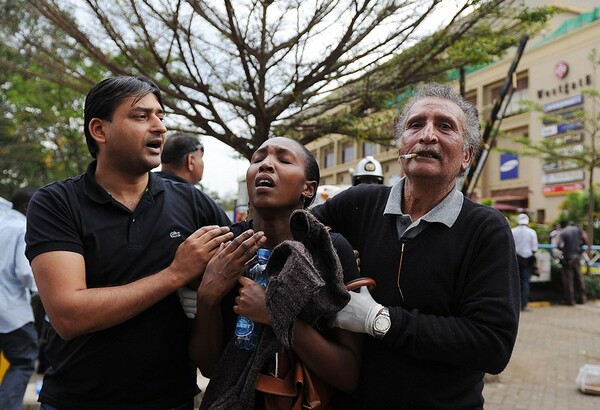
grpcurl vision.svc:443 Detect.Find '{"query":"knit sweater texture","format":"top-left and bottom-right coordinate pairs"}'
top-left (313, 184), bottom-right (520, 409)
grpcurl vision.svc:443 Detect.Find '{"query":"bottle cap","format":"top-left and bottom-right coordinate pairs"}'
top-left (257, 248), bottom-right (271, 261)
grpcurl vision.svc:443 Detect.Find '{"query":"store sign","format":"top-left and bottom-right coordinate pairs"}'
top-left (543, 159), bottom-right (579, 172)
top-left (542, 183), bottom-right (584, 196)
top-left (542, 95), bottom-right (583, 113)
top-left (541, 121), bottom-right (583, 137)
top-left (545, 133), bottom-right (583, 145)
top-left (541, 170), bottom-right (584, 184)
top-left (542, 145), bottom-right (582, 172)
top-left (554, 144), bottom-right (583, 156)
top-left (500, 153), bottom-right (518, 180)
top-left (541, 108), bottom-right (581, 125)
top-left (536, 75), bottom-right (592, 99)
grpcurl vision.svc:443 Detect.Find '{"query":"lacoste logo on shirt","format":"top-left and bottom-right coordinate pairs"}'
top-left (170, 231), bottom-right (182, 238)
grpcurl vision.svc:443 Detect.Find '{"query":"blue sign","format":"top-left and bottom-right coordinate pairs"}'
top-left (542, 95), bottom-right (583, 113)
top-left (500, 153), bottom-right (519, 180)
top-left (557, 122), bottom-right (583, 134)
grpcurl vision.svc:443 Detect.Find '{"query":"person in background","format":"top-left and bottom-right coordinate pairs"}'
top-left (351, 155), bottom-right (384, 185)
top-left (10, 187), bottom-right (49, 374)
top-left (557, 221), bottom-right (588, 305)
top-left (157, 132), bottom-right (231, 318)
top-left (25, 76), bottom-right (241, 410)
top-left (157, 131), bottom-right (205, 185)
top-left (10, 186), bottom-right (37, 216)
top-left (549, 222), bottom-right (561, 244)
top-left (549, 222), bottom-right (562, 260)
top-left (511, 213), bottom-right (538, 312)
top-left (190, 137), bottom-right (361, 409)
top-left (312, 83), bottom-right (520, 409)
top-left (0, 195), bottom-right (38, 410)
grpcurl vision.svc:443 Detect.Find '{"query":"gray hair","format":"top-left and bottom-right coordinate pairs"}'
top-left (393, 83), bottom-right (481, 158)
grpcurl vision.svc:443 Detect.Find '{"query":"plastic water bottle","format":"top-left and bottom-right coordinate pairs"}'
top-left (35, 380), bottom-right (43, 395)
top-left (234, 248), bottom-right (271, 350)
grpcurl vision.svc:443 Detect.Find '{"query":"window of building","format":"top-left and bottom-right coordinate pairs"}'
top-left (465, 91), bottom-right (477, 107)
top-left (321, 145), bottom-right (334, 168)
top-left (337, 173), bottom-right (349, 184)
top-left (488, 74), bottom-right (529, 117)
top-left (362, 142), bottom-right (378, 157)
top-left (321, 176), bottom-right (333, 185)
top-left (341, 141), bottom-right (355, 163)
top-left (536, 209), bottom-right (545, 224)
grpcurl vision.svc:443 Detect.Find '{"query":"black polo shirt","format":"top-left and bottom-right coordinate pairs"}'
top-left (25, 161), bottom-right (231, 410)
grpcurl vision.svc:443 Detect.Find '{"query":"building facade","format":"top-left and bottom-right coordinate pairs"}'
top-left (306, 3), bottom-right (600, 224)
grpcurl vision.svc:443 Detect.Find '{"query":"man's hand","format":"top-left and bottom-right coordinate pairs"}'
top-left (170, 226), bottom-right (233, 284)
top-left (332, 286), bottom-right (383, 337)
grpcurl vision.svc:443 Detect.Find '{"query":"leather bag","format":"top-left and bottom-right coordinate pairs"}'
top-left (255, 277), bottom-right (376, 410)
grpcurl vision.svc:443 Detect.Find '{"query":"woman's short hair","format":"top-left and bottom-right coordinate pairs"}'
top-left (285, 138), bottom-right (320, 208)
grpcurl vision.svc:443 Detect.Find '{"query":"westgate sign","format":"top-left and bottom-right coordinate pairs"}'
top-left (536, 75), bottom-right (592, 99)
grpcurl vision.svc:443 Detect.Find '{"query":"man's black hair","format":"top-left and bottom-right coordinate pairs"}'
top-left (11, 186), bottom-right (37, 215)
top-left (161, 132), bottom-right (204, 167)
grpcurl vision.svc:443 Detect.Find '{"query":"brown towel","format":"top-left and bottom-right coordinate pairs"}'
top-left (200, 209), bottom-right (350, 410)
top-left (267, 209), bottom-right (350, 348)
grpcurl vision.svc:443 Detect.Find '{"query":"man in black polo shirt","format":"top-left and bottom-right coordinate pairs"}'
top-left (25, 76), bottom-right (266, 410)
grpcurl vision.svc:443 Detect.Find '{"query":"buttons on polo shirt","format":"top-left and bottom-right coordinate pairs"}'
top-left (128, 216), bottom-right (142, 248)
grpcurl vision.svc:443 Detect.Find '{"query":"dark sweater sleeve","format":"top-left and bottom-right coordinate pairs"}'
top-left (329, 232), bottom-right (360, 284)
top-left (311, 185), bottom-right (367, 241)
top-left (194, 188), bottom-right (232, 226)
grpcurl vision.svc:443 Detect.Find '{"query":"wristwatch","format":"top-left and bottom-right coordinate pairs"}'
top-left (373, 307), bottom-right (391, 339)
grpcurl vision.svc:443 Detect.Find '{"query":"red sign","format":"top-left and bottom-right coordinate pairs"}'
top-left (555, 61), bottom-right (569, 79)
top-left (542, 183), bottom-right (583, 196)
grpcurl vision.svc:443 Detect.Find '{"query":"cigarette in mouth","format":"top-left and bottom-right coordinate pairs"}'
top-left (399, 153), bottom-right (417, 159)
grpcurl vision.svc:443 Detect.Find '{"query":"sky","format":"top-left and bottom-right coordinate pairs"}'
top-left (200, 136), bottom-right (249, 199)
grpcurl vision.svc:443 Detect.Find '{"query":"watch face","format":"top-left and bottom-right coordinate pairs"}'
top-left (375, 315), bottom-right (391, 332)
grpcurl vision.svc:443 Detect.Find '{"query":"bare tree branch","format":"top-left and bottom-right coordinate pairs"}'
top-left (0, 0), bottom-right (551, 159)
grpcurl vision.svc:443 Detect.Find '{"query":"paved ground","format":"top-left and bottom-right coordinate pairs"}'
top-left (21, 301), bottom-right (600, 409)
top-left (483, 300), bottom-right (600, 409)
